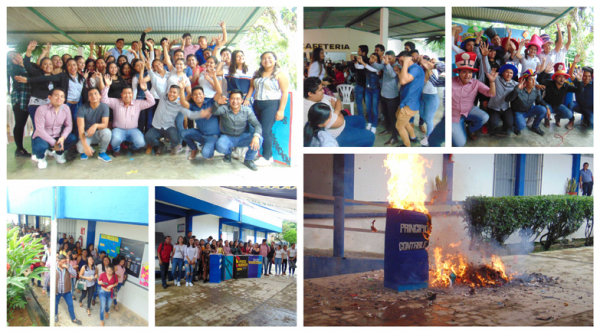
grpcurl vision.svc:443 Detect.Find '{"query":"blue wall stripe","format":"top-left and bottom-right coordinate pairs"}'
top-left (344, 154), bottom-right (355, 200)
top-left (572, 154), bottom-right (582, 192)
top-left (443, 154), bottom-right (454, 204)
top-left (240, 214), bottom-right (282, 233)
top-left (155, 187), bottom-right (239, 221)
top-left (86, 221), bottom-right (96, 248)
top-left (514, 154), bottom-right (526, 196)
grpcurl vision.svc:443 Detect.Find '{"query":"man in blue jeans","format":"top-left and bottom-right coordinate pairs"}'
top-left (505, 69), bottom-right (549, 136)
top-left (568, 60), bottom-right (593, 128)
top-left (538, 62), bottom-right (583, 129)
top-left (304, 77), bottom-right (375, 147)
top-left (259, 239), bottom-right (271, 276)
top-left (580, 162), bottom-right (593, 196)
top-left (44, 254), bottom-right (82, 325)
top-left (210, 90), bottom-right (262, 171)
top-left (352, 45), bottom-right (370, 118)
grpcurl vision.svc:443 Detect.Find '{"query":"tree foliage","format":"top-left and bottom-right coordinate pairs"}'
top-left (283, 229), bottom-right (297, 244)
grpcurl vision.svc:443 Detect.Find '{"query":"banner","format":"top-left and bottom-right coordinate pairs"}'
top-left (98, 234), bottom-right (121, 258)
top-left (120, 238), bottom-right (145, 279)
top-left (139, 263), bottom-right (149, 287)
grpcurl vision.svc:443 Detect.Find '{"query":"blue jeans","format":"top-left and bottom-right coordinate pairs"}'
top-left (98, 289), bottom-right (111, 321)
top-left (138, 104), bottom-right (157, 134)
top-left (354, 84), bottom-right (365, 117)
top-left (420, 93), bottom-right (439, 136)
top-left (452, 106), bottom-right (489, 147)
top-left (267, 258), bottom-right (273, 274)
top-left (32, 134), bottom-right (77, 159)
top-left (254, 99), bottom-right (280, 160)
top-left (336, 116), bottom-right (375, 147)
top-left (145, 127), bottom-right (181, 149)
top-left (262, 257), bottom-right (269, 275)
top-left (93, 281), bottom-right (99, 301)
top-left (70, 277), bottom-right (77, 294)
top-left (289, 258), bottom-right (296, 275)
top-left (428, 116), bottom-right (445, 147)
top-left (274, 258), bottom-right (282, 274)
top-left (215, 132), bottom-right (262, 161)
top-left (548, 104), bottom-right (573, 122)
top-left (112, 282), bottom-right (122, 305)
top-left (185, 260), bottom-right (194, 283)
top-left (514, 105), bottom-right (547, 131)
top-left (364, 87), bottom-right (380, 127)
top-left (181, 129), bottom-right (219, 158)
top-left (67, 102), bottom-right (80, 136)
top-left (111, 128), bottom-right (146, 152)
top-left (28, 105), bottom-right (41, 131)
top-left (569, 101), bottom-right (593, 128)
top-left (172, 258), bottom-right (184, 283)
top-left (56, 291), bottom-right (76, 321)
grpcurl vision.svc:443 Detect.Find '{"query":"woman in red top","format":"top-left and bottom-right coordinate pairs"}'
top-left (331, 64), bottom-right (346, 92)
top-left (98, 264), bottom-right (119, 326)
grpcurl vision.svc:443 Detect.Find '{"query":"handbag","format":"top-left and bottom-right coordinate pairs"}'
top-left (76, 279), bottom-right (87, 291)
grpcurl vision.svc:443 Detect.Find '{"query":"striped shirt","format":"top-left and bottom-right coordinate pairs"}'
top-left (47, 264), bottom-right (78, 294)
top-left (253, 71), bottom-right (284, 101)
top-left (9, 65), bottom-right (31, 109)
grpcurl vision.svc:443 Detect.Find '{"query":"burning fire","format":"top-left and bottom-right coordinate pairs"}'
top-left (384, 154), bottom-right (514, 288)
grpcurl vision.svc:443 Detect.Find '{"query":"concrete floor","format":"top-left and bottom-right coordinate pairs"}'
top-left (6, 139), bottom-right (292, 180)
top-left (155, 274), bottom-right (297, 326)
top-left (56, 289), bottom-right (148, 326)
top-left (460, 115), bottom-right (593, 147)
top-left (29, 283), bottom-right (50, 318)
top-left (304, 247), bottom-right (593, 326)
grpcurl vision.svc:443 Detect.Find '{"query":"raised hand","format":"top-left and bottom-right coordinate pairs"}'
top-left (177, 78), bottom-right (186, 90)
top-left (83, 70), bottom-right (90, 79)
top-left (42, 43), bottom-right (52, 53)
top-left (218, 20), bottom-right (226, 29)
top-left (382, 55), bottom-right (389, 65)
top-left (356, 56), bottom-right (364, 65)
top-left (217, 95), bottom-right (228, 105)
top-left (486, 71), bottom-right (499, 82)
top-left (139, 79), bottom-right (147, 91)
top-left (94, 71), bottom-right (102, 80)
top-left (575, 70), bottom-right (583, 81)
top-left (207, 67), bottom-right (218, 79)
top-left (567, 22), bottom-right (572, 31)
top-left (506, 27), bottom-right (512, 36)
top-left (27, 40), bottom-right (38, 53)
top-left (573, 54), bottom-right (581, 64)
top-left (104, 74), bottom-right (113, 86)
top-left (545, 61), bottom-right (554, 73)
top-left (476, 29), bottom-right (484, 38)
top-left (480, 42), bottom-right (489, 57)
top-left (517, 77), bottom-right (525, 90)
top-left (144, 27), bottom-right (152, 33)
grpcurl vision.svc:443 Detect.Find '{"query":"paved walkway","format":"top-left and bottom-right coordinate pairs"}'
top-left (56, 290), bottom-right (147, 326)
top-left (305, 247), bottom-right (593, 326)
top-left (156, 274), bottom-right (297, 326)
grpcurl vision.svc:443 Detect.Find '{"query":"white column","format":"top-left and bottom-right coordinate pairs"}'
top-left (380, 8), bottom-right (389, 50)
top-left (77, 46), bottom-right (84, 56)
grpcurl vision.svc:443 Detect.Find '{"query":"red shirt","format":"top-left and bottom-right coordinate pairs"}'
top-left (158, 242), bottom-right (173, 263)
top-left (99, 272), bottom-right (118, 297)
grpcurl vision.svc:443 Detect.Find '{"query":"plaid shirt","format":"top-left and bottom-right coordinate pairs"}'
top-left (9, 65), bottom-right (31, 109)
top-left (45, 264), bottom-right (77, 294)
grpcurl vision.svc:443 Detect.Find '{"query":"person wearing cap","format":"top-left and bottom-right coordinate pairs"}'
top-left (514, 34), bottom-right (544, 75)
top-left (538, 22), bottom-right (572, 74)
top-left (505, 69), bottom-right (549, 136)
top-left (484, 26), bottom-right (503, 48)
top-left (538, 62), bottom-right (583, 129)
top-left (46, 254), bottom-right (82, 325)
top-left (452, 52), bottom-right (497, 147)
top-left (483, 51), bottom-right (519, 136)
top-left (452, 26), bottom-right (486, 83)
top-left (502, 28), bottom-right (520, 56)
top-left (568, 55), bottom-right (593, 128)
top-left (108, 38), bottom-right (127, 60)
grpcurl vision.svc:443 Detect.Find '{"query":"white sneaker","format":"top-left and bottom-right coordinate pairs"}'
top-left (232, 148), bottom-right (240, 160)
top-left (37, 158), bottom-right (48, 169)
top-left (189, 282), bottom-right (193, 286)
top-left (366, 123), bottom-right (372, 130)
top-left (371, 127), bottom-right (377, 134)
top-left (420, 137), bottom-right (429, 147)
top-left (33, 149), bottom-right (50, 161)
top-left (254, 157), bottom-right (273, 167)
top-left (52, 151), bottom-right (67, 164)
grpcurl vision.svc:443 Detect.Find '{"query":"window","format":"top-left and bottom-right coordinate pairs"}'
top-left (494, 154), bottom-right (516, 197)
top-left (256, 231), bottom-right (265, 242)
top-left (524, 155), bottom-right (543, 196)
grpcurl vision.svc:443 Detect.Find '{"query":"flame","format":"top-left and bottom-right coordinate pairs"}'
top-left (384, 154), bottom-right (430, 214)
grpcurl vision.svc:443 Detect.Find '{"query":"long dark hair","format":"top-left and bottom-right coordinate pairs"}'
top-left (304, 102), bottom-right (331, 147)
top-left (229, 50), bottom-right (248, 77)
top-left (254, 51), bottom-right (280, 79)
top-left (187, 237), bottom-right (196, 248)
top-left (311, 47), bottom-right (324, 76)
top-left (65, 58), bottom-right (85, 84)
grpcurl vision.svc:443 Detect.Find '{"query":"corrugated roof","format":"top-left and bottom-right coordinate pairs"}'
top-left (452, 7), bottom-right (574, 28)
top-left (7, 7), bottom-right (266, 46)
top-left (304, 7), bottom-right (445, 39)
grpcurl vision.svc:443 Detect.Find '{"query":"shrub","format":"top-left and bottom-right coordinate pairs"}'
top-left (463, 195), bottom-right (593, 250)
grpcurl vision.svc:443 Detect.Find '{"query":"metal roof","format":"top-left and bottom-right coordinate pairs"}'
top-left (7, 7), bottom-right (266, 46)
top-left (304, 7), bottom-right (445, 39)
top-left (452, 7), bottom-right (575, 29)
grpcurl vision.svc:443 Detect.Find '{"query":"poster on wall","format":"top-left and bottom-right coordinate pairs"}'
top-left (139, 263), bottom-right (149, 287)
top-left (119, 238), bottom-right (146, 279)
top-left (98, 234), bottom-right (121, 258)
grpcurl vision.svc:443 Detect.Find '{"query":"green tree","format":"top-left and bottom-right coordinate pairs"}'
top-left (283, 229), bottom-right (297, 244)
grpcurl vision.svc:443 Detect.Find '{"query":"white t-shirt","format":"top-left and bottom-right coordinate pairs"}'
top-left (537, 46), bottom-right (567, 74)
top-left (275, 249), bottom-right (284, 259)
top-left (308, 61), bottom-right (325, 80)
top-left (197, 71), bottom-right (223, 98)
top-left (516, 56), bottom-right (541, 75)
top-left (185, 246), bottom-right (197, 262)
top-left (422, 69), bottom-right (438, 95)
top-left (166, 72), bottom-right (191, 91)
top-left (303, 94), bottom-right (345, 138)
top-left (288, 248), bottom-right (297, 258)
top-left (172, 244), bottom-right (186, 259)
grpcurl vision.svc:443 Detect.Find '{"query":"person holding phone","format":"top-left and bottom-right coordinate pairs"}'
top-left (98, 263), bottom-right (119, 326)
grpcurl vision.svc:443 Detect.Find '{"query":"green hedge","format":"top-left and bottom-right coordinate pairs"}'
top-left (463, 195), bottom-right (593, 250)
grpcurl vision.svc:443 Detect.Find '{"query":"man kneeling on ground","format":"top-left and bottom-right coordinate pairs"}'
top-left (32, 88), bottom-right (77, 169)
top-left (76, 88), bottom-right (112, 162)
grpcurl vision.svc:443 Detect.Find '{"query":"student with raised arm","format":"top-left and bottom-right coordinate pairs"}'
top-left (194, 21), bottom-right (227, 66)
top-left (538, 22), bottom-right (572, 74)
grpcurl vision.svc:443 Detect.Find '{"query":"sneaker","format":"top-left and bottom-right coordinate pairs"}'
top-left (255, 157), bottom-right (273, 167)
top-left (189, 282), bottom-right (193, 286)
top-left (366, 123), bottom-right (372, 130)
top-left (38, 158), bottom-right (47, 169)
top-left (530, 127), bottom-right (545, 136)
top-left (232, 147), bottom-right (240, 160)
top-left (409, 136), bottom-right (418, 143)
top-left (112, 150), bottom-right (121, 157)
top-left (145, 145), bottom-right (153, 155)
top-left (98, 152), bottom-right (112, 163)
top-left (420, 137), bottom-right (429, 147)
top-left (371, 127), bottom-right (377, 134)
top-left (244, 159), bottom-right (258, 171)
top-left (80, 153), bottom-right (89, 161)
top-left (52, 151), bottom-right (67, 164)
top-left (188, 149), bottom-right (199, 160)
top-left (15, 149), bottom-right (32, 158)
top-left (223, 154), bottom-right (232, 163)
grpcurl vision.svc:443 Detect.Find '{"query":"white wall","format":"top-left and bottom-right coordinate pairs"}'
top-left (541, 155), bottom-right (573, 195)
top-left (453, 155), bottom-right (495, 201)
top-left (155, 217), bottom-right (185, 241)
top-left (354, 154), bottom-right (444, 202)
top-left (94, 222), bottom-right (148, 321)
top-left (192, 214), bottom-right (220, 240)
top-left (76, 220), bottom-right (89, 248)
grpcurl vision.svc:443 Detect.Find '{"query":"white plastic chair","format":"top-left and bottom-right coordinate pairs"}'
top-left (337, 84), bottom-right (355, 115)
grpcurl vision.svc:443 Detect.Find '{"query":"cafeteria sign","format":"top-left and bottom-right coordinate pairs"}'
top-left (305, 43), bottom-right (350, 50)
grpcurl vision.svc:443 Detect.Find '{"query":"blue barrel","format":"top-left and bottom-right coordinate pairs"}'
top-left (384, 208), bottom-right (430, 291)
top-left (209, 254), bottom-right (222, 283)
top-left (247, 255), bottom-right (262, 278)
top-left (222, 255), bottom-right (234, 281)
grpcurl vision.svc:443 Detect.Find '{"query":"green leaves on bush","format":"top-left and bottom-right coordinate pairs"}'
top-left (463, 195), bottom-right (593, 250)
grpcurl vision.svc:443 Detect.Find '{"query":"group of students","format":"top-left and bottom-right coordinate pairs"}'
top-left (451, 23), bottom-right (593, 146)
top-left (7, 21), bottom-right (289, 171)
top-left (46, 234), bottom-right (128, 326)
top-left (157, 234), bottom-right (297, 289)
top-left (304, 42), bottom-right (445, 147)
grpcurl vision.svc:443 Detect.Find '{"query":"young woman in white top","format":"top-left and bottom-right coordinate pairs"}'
top-left (287, 243), bottom-right (297, 277)
top-left (184, 238), bottom-right (197, 286)
top-left (514, 40), bottom-right (542, 75)
top-left (163, 45), bottom-right (191, 102)
top-left (197, 56), bottom-right (223, 103)
top-left (281, 245), bottom-right (288, 276)
top-left (171, 236), bottom-right (186, 286)
top-left (274, 245), bottom-right (283, 275)
top-left (79, 255), bottom-right (98, 316)
top-left (308, 47), bottom-right (326, 80)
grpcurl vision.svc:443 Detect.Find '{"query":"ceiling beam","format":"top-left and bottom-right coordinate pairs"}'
top-left (481, 7), bottom-right (562, 18)
top-left (27, 7), bottom-right (80, 46)
top-left (305, 7), bottom-right (380, 13)
top-left (226, 7), bottom-right (262, 47)
top-left (371, 13), bottom-right (445, 33)
top-left (390, 29), bottom-right (445, 38)
top-left (452, 16), bottom-right (542, 28)
top-left (9, 30), bottom-right (239, 35)
top-left (318, 10), bottom-right (332, 28)
top-left (345, 8), bottom-right (380, 28)
top-left (542, 7), bottom-right (575, 29)
top-left (388, 8), bottom-right (444, 30)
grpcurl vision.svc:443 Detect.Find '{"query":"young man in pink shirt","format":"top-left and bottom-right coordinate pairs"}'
top-left (259, 239), bottom-right (271, 277)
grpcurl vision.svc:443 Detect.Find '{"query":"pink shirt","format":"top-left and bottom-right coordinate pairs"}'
top-left (259, 244), bottom-right (270, 257)
top-left (32, 104), bottom-right (72, 145)
top-left (100, 87), bottom-right (156, 129)
top-left (115, 265), bottom-right (126, 283)
top-left (176, 44), bottom-right (201, 59)
top-left (452, 77), bottom-right (493, 123)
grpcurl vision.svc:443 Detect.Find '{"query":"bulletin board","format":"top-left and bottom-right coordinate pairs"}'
top-left (119, 238), bottom-right (146, 279)
top-left (98, 234), bottom-right (121, 258)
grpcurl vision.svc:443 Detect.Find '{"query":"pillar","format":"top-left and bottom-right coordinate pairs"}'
top-left (380, 8), bottom-right (389, 50)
